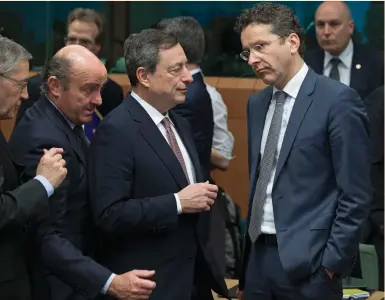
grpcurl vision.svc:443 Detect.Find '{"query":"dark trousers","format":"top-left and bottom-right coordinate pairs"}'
top-left (244, 236), bottom-right (342, 300)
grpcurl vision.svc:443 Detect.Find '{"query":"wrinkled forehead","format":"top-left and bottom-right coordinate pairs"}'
top-left (241, 24), bottom-right (275, 45)
top-left (156, 44), bottom-right (188, 70)
top-left (69, 62), bottom-right (107, 85)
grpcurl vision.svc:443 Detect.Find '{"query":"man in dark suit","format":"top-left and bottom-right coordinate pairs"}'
top-left (234, 3), bottom-right (371, 299)
top-left (156, 17), bottom-right (214, 182)
top-left (15, 8), bottom-right (123, 127)
top-left (0, 36), bottom-right (67, 300)
top-left (156, 17), bottom-right (226, 300)
top-left (363, 86), bottom-right (384, 290)
top-left (88, 29), bottom-right (229, 300)
top-left (304, 1), bottom-right (384, 100)
top-left (9, 45), bottom-right (156, 300)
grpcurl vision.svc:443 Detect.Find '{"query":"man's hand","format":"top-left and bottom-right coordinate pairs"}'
top-left (107, 270), bottom-right (156, 300)
top-left (236, 288), bottom-right (244, 300)
top-left (36, 148), bottom-right (67, 189)
top-left (177, 181), bottom-right (218, 213)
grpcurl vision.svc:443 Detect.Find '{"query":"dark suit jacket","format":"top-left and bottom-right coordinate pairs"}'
top-left (304, 43), bottom-right (384, 100)
top-left (15, 74), bottom-right (123, 125)
top-left (239, 68), bottom-right (372, 289)
top-left (0, 132), bottom-right (48, 300)
top-left (171, 72), bottom-right (214, 181)
top-left (88, 94), bottom-right (228, 300)
top-left (363, 86), bottom-right (384, 238)
top-left (9, 96), bottom-right (112, 300)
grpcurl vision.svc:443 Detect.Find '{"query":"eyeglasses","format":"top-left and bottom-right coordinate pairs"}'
top-left (240, 37), bottom-right (284, 61)
top-left (64, 36), bottom-right (94, 48)
top-left (0, 73), bottom-right (28, 92)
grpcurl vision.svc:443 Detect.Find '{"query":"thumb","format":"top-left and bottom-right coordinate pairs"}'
top-left (43, 149), bottom-right (48, 154)
top-left (131, 270), bottom-right (155, 278)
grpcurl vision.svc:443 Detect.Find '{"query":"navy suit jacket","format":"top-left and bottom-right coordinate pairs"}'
top-left (305, 43), bottom-right (384, 100)
top-left (240, 68), bottom-right (372, 288)
top-left (171, 72), bottom-right (214, 181)
top-left (9, 97), bottom-right (111, 300)
top-left (88, 94), bottom-right (228, 300)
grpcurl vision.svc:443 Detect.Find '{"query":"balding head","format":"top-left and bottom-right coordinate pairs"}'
top-left (42, 44), bottom-right (107, 125)
top-left (315, 1), bottom-right (354, 56)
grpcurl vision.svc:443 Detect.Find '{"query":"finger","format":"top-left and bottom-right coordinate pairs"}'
top-left (206, 198), bottom-right (214, 206)
top-left (131, 270), bottom-right (155, 278)
top-left (134, 287), bottom-right (153, 295)
top-left (137, 278), bottom-right (156, 290)
top-left (205, 191), bottom-right (217, 199)
top-left (51, 154), bottom-right (63, 161)
top-left (44, 148), bottom-right (64, 157)
top-left (203, 205), bottom-right (210, 211)
top-left (57, 159), bottom-right (66, 168)
top-left (204, 183), bottom-right (218, 192)
top-left (43, 149), bottom-right (48, 154)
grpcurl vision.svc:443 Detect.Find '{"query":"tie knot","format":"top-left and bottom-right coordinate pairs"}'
top-left (275, 91), bottom-right (286, 105)
top-left (162, 117), bottom-right (172, 129)
top-left (330, 57), bottom-right (340, 66)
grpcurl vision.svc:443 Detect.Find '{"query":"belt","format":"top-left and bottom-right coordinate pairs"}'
top-left (256, 234), bottom-right (278, 246)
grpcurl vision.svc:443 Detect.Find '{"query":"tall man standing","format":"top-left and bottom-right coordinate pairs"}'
top-left (235, 3), bottom-right (371, 299)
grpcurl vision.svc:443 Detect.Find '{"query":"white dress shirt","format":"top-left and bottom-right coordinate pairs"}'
top-left (260, 63), bottom-right (309, 234)
top-left (323, 39), bottom-right (353, 87)
top-left (131, 91), bottom-right (196, 214)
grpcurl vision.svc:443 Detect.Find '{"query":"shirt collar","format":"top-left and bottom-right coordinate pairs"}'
top-left (272, 62), bottom-right (309, 99)
top-left (130, 91), bottom-right (173, 126)
top-left (324, 39), bottom-right (353, 69)
top-left (46, 96), bottom-right (76, 129)
top-left (190, 68), bottom-right (201, 76)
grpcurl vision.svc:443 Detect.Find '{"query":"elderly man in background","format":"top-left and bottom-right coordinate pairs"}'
top-left (9, 44), bottom-right (155, 300)
top-left (305, 1), bottom-right (383, 99)
top-left (0, 36), bottom-right (67, 300)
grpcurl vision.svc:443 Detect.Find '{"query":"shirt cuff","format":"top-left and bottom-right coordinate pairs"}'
top-left (34, 175), bottom-right (54, 197)
top-left (101, 273), bottom-right (116, 294)
top-left (174, 193), bottom-right (182, 215)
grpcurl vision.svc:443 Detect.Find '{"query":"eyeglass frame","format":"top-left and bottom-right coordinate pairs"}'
top-left (240, 36), bottom-right (285, 62)
top-left (0, 73), bottom-right (28, 92)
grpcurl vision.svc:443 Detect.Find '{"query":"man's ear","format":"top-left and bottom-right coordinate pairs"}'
top-left (136, 67), bottom-right (150, 88)
top-left (47, 76), bottom-right (62, 97)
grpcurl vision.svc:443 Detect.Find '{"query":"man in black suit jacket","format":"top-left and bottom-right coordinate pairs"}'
top-left (88, 29), bottom-right (229, 300)
top-left (0, 36), bottom-right (67, 300)
top-left (304, 1), bottom-right (384, 100)
top-left (363, 86), bottom-right (384, 290)
top-left (15, 8), bottom-right (123, 127)
top-left (9, 45), bottom-right (155, 300)
top-left (156, 17), bottom-right (214, 182)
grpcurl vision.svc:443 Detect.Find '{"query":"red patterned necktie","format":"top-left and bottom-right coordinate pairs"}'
top-left (162, 117), bottom-right (190, 183)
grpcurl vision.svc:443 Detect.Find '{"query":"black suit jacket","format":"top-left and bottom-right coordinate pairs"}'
top-left (0, 132), bottom-right (48, 299)
top-left (171, 72), bottom-right (214, 181)
top-left (15, 74), bottom-right (123, 125)
top-left (304, 43), bottom-right (384, 100)
top-left (9, 97), bottom-right (112, 300)
top-left (88, 95), bottom-right (228, 300)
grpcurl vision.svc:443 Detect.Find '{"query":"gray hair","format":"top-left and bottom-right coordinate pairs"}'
top-left (40, 55), bottom-right (71, 95)
top-left (0, 36), bottom-right (32, 74)
top-left (124, 28), bottom-right (179, 87)
top-left (156, 17), bottom-right (205, 65)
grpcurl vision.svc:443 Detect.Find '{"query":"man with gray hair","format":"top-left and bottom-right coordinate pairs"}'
top-left (88, 28), bottom-right (228, 300)
top-left (0, 36), bottom-right (67, 299)
top-left (9, 44), bottom-right (155, 300)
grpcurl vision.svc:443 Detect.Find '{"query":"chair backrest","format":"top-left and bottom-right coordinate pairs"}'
top-left (342, 243), bottom-right (379, 291)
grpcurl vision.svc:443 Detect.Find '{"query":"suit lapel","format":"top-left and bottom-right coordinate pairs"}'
top-left (350, 44), bottom-right (363, 92)
top-left (274, 69), bottom-right (316, 184)
top-left (124, 96), bottom-right (189, 189)
top-left (313, 50), bottom-right (325, 74)
top-left (170, 111), bottom-right (203, 183)
top-left (39, 97), bottom-right (87, 165)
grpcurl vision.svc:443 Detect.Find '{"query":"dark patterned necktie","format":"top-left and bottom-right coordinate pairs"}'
top-left (329, 57), bottom-right (341, 82)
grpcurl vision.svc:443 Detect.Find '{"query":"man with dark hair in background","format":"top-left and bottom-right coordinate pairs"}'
top-left (9, 45), bottom-right (156, 300)
top-left (305, 1), bottom-right (384, 100)
top-left (88, 28), bottom-right (228, 300)
top-left (234, 3), bottom-right (371, 299)
top-left (0, 36), bottom-right (67, 300)
top-left (15, 8), bottom-right (123, 130)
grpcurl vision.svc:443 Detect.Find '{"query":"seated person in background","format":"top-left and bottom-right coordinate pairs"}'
top-left (363, 86), bottom-right (384, 290)
top-left (206, 84), bottom-right (234, 171)
top-left (305, 1), bottom-right (383, 100)
top-left (15, 8), bottom-right (123, 127)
